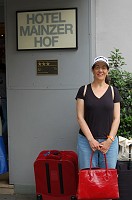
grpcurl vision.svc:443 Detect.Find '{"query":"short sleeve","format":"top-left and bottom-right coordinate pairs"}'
top-left (75, 85), bottom-right (85, 100)
top-left (113, 87), bottom-right (121, 103)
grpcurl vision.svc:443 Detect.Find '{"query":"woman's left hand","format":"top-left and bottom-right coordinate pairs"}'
top-left (99, 139), bottom-right (112, 154)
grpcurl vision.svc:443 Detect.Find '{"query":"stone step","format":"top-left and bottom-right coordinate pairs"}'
top-left (0, 173), bottom-right (14, 194)
top-left (0, 181), bottom-right (14, 194)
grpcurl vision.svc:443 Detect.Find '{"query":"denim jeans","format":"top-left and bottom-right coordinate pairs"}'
top-left (77, 133), bottom-right (118, 169)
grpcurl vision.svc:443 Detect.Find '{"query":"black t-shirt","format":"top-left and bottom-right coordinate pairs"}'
top-left (75, 84), bottom-right (121, 139)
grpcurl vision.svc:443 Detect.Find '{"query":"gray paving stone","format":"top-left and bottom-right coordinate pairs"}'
top-left (0, 194), bottom-right (36, 200)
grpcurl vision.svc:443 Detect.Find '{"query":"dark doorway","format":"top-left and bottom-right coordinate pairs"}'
top-left (0, 23), bottom-right (9, 189)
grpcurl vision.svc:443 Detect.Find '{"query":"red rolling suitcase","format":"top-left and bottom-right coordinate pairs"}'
top-left (34, 150), bottom-right (78, 200)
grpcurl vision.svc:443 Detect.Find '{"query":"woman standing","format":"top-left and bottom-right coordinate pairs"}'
top-left (76, 56), bottom-right (120, 169)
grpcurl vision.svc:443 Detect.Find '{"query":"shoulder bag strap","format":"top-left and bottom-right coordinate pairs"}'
top-left (110, 85), bottom-right (114, 100)
top-left (83, 85), bottom-right (87, 97)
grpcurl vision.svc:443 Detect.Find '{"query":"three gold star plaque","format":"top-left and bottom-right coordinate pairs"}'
top-left (37, 60), bottom-right (58, 75)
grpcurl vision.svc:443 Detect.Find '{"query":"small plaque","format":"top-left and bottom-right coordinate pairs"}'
top-left (37, 60), bottom-right (58, 75)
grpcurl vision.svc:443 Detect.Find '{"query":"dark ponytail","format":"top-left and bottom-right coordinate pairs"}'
top-left (105, 75), bottom-right (110, 84)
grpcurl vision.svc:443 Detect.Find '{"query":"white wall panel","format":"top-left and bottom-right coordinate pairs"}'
top-left (96, 0), bottom-right (132, 71)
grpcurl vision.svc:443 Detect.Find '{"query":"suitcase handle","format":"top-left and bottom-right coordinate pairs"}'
top-left (44, 150), bottom-right (61, 160)
top-left (128, 144), bottom-right (132, 170)
top-left (129, 144), bottom-right (132, 159)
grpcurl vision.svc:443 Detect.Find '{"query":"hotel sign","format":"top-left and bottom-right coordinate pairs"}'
top-left (16, 8), bottom-right (77, 50)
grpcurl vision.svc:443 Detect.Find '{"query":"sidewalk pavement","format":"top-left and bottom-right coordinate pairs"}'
top-left (0, 194), bottom-right (36, 200)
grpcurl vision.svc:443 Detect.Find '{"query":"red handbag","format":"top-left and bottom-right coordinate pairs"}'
top-left (77, 152), bottom-right (119, 199)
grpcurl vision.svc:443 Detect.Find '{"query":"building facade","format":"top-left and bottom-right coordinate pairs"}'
top-left (0, 0), bottom-right (131, 194)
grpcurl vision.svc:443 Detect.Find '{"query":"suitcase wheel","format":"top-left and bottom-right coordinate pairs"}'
top-left (36, 194), bottom-right (76, 200)
top-left (37, 194), bottom-right (43, 200)
top-left (71, 196), bottom-right (77, 200)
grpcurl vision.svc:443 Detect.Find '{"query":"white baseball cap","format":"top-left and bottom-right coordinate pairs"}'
top-left (93, 56), bottom-right (109, 67)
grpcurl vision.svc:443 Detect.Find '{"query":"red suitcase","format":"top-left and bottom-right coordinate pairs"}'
top-left (34, 150), bottom-right (78, 200)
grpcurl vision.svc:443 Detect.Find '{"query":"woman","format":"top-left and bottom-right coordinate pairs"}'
top-left (76, 56), bottom-right (120, 169)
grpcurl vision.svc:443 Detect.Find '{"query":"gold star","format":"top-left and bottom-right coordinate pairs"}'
top-left (46, 62), bottom-right (50, 66)
top-left (42, 62), bottom-right (46, 66)
top-left (38, 62), bottom-right (41, 66)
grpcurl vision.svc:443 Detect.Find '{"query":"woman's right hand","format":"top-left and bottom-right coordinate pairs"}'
top-left (88, 138), bottom-right (101, 152)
